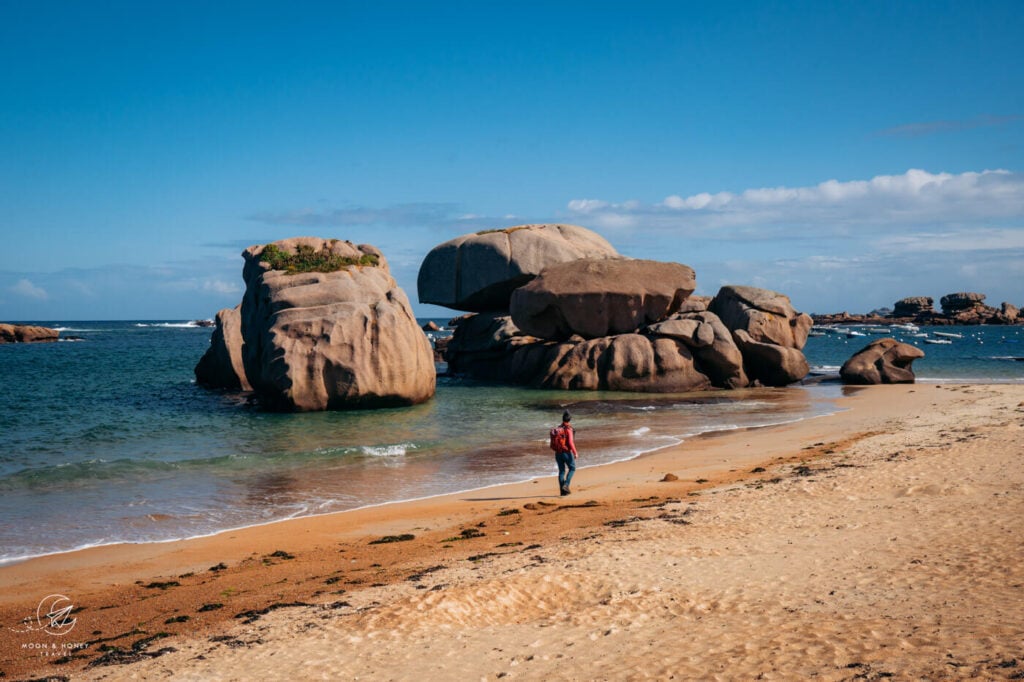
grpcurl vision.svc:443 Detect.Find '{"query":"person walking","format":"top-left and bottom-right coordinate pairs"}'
top-left (550, 410), bottom-right (578, 496)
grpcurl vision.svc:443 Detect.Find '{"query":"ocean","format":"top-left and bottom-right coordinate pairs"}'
top-left (1, 320), bottom-right (1020, 565)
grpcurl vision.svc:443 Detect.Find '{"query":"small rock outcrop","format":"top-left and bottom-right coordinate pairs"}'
top-left (194, 306), bottom-right (250, 391)
top-left (840, 338), bottom-right (925, 385)
top-left (443, 312), bottom-right (527, 381)
top-left (1002, 302), bottom-right (1019, 323)
top-left (940, 292), bottom-right (986, 315)
top-left (733, 329), bottom-right (810, 387)
top-left (677, 296), bottom-right (712, 314)
top-left (0, 324), bottom-right (59, 343)
top-left (893, 296), bottom-right (935, 317)
top-left (510, 258), bottom-right (696, 340)
top-left (935, 291), bottom-right (1005, 325)
top-left (197, 237), bottom-right (435, 411)
top-left (417, 224), bottom-right (618, 312)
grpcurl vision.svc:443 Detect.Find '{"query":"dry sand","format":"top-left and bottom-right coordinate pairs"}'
top-left (2, 384), bottom-right (1023, 681)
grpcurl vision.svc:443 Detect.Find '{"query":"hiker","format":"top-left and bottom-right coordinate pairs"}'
top-left (550, 410), bottom-right (578, 496)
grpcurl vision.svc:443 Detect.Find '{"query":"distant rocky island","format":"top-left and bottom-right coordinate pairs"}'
top-left (0, 323), bottom-right (59, 343)
top-left (813, 293), bottom-right (1021, 326)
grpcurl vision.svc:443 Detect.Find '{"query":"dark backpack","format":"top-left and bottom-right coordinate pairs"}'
top-left (549, 424), bottom-right (570, 452)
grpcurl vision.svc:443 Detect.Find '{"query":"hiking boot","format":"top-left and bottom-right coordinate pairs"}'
top-left (560, 486), bottom-right (571, 496)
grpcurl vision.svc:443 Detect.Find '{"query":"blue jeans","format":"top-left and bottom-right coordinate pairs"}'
top-left (556, 451), bottom-right (576, 490)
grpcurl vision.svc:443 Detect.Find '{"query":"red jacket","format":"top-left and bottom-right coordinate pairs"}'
top-left (555, 423), bottom-right (578, 457)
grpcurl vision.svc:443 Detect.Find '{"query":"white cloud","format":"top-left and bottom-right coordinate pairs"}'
top-left (566, 169), bottom-right (1024, 237)
top-left (566, 199), bottom-right (609, 212)
top-left (201, 280), bottom-right (242, 295)
top-left (10, 278), bottom-right (48, 300)
top-left (155, 277), bottom-right (243, 296)
top-left (877, 228), bottom-right (1024, 253)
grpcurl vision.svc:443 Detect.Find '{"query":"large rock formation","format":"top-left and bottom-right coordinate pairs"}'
top-left (196, 237), bottom-right (435, 411)
top-left (0, 324), bottom-right (59, 343)
top-left (709, 285), bottom-right (812, 350)
top-left (417, 222), bottom-right (812, 392)
top-left (707, 286), bottom-right (812, 386)
top-left (444, 305), bottom-right (760, 392)
top-left (539, 334), bottom-right (712, 392)
top-left (893, 296), bottom-right (935, 317)
top-left (443, 314), bottom-right (714, 392)
top-left (417, 224), bottom-right (618, 312)
top-left (646, 312), bottom-right (748, 389)
top-left (510, 259), bottom-right (696, 339)
top-left (441, 279), bottom-right (812, 390)
top-left (840, 338), bottom-right (924, 385)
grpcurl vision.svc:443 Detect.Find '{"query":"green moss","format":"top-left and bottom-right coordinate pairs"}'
top-left (474, 225), bottom-right (532, 236)
top-left (260, 243), bottom-right (379, 274)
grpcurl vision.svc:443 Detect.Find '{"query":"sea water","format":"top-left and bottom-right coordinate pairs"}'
top-left (0, 321), bottom-right (1019, 564)
top-left (802, 325), bottom-right (1024, 382)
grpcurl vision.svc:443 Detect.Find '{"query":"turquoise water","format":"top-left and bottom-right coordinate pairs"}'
top-left (0, 320), bottom-right (1018, 565)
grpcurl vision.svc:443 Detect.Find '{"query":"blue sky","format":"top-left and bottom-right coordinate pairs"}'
top-left (1, 1), bottom-right (1022, 320)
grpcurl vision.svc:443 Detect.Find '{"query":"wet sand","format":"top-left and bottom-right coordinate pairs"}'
top-left (2, 384), bottom-right (1022, 680)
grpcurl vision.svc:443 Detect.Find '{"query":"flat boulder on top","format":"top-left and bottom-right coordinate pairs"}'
top-left (197, 237), bottom-right (435, 411)
top-left (893, 296), bottom-right (935, 317)
top-left (510, 258), bottom-right (697, 340)
top-left (940, 291), bottom-right (986, 314)
top-left (840, 337), bottom-right (924, 385)
top-left (417, 224), bottom-right (618, 312)
top-left (709, 285), bottom-right (812, 350)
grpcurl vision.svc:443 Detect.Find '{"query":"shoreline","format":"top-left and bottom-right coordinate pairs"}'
top-left (0, 402), bottom-right (839, 570)
top-left (0, 410), bottom-right (832, 569)
top-left (0, 387), bottom-right (841, 569)
top-left (2, 383), bottom-right (1022, 680)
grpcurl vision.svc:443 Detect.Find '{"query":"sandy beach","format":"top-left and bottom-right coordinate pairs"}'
top-left (2, 383), bottom-right (1023, 681)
